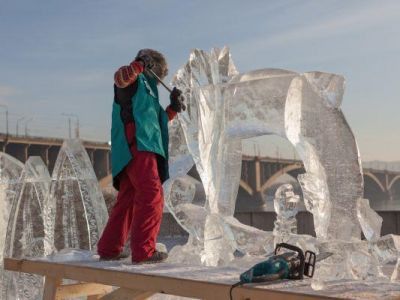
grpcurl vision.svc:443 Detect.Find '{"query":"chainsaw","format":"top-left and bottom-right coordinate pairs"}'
top-left (230, 243), bottom-right (332, 299)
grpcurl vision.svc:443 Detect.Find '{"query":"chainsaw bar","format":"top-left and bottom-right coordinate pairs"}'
top-left (316, 252), bottom-right (333, 262)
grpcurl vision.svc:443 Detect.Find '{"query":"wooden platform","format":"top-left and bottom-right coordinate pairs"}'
top-left (3, 257), bottom-right (338, 300)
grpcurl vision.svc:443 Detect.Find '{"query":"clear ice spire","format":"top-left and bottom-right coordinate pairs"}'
top-left (2, 156), bottom-right (52, 300)
top-left (49, 139), bottom-right (108, 251)
top-left (0, 152), bottom-right (24, 299)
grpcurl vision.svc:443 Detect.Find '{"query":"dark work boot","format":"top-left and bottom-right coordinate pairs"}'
top-left (99, 251), bottom-right (130, 261)
top-left (133, 251), bottom-right (168, 264)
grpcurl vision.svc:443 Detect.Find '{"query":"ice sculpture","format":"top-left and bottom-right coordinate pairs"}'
top-left (166, 48), bottom-right (276, 265)
top-left (2, 157), bottom-right (52, 300)
top-left (49, 139), bottom-right (108, 251)
top-left (0, 153), bottom-right (23, 298)
top-left (370, 234), bottom-right (400, 264)
top-left (273, 184), bottom-right (300, 243)
top-left (392, 258), bottom-right (400, 282)
top-left (357, 198), bottom-right (382, 241)
top-left (0, 140), bottom-right (109, 299)
top-left (166, 46), bottom-right (364, 266)
top-left (311, 239), bottom-right (383, 290)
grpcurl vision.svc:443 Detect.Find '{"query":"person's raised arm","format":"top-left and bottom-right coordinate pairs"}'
top-left (114, 61), bottom-right (144, 88)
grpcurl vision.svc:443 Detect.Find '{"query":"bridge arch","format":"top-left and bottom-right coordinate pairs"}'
top-left (239, 180), bottom-right (254, 196)
top-left (363, 172), bottom-right (386, 192)
top-left (260, 163), bottom-right (303, 193)
top-left (388, 175), bottom-right (400, 191)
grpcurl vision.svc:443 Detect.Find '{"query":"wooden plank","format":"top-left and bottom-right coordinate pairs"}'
top-left (99, 288), bottom-right (153, 300)
top-left (232, 285), bottom-right (319, 300)
top-left (55, 283), bottom-right (113, 299)
top-left (4, 258), bottom-right (335, 300)
top-left (43, 276), bottom-right (61, 300)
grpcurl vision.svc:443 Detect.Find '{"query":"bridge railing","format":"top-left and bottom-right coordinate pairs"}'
top-left (362, 161), bottom-right (400, 172)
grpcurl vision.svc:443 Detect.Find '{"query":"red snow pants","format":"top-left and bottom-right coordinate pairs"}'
top-left (97, 122), bottom-right (164, 262)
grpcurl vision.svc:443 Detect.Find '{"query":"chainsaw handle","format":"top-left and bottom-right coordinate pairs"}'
top-left (275, 243), bottom-right (305, 261)
top-left (304, 251), bottom-right (316, 278)
top-left (275, 243), bottom-right (305, 280)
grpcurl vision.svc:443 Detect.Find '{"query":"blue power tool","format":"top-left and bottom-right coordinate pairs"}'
top-left (230, 243), bottom-right (323, 299)
top-left (240, 243), bottom-right (316, 283)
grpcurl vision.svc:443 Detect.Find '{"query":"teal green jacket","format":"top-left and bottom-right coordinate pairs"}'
top-left (111, 74), bottom-right (169, 189)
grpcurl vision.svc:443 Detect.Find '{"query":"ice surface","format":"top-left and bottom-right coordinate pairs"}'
top-left (49, 139), bottom-right (108, 251)
top-left (357, 198), bottom-right (382, 241)
top-left (43, 249), bottom-right (97, 263)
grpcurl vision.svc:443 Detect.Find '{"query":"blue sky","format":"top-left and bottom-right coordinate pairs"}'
top-left (0, 0), bottom-right (399, 161)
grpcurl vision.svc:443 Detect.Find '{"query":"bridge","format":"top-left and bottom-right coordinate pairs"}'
top-left (237, 156), bottom-right (400, 211)
top-left (0, 134), bottom-right (110, 180)
top-left (1, 134), bottom-right (399, 210)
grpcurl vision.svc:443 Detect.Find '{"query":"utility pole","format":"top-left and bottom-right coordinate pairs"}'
top-left (24, 118), bottom-right (33, 137)
top-left (75, 117), bottom-right (80, 138)
top-left (62, 113), bottom-right (80, 138)
top-left (16, 116), bottom-right (25, 137)
top-left (68, 117), bottom-right (72, 138)
top-left (0, 104), bottom-right (8, 136)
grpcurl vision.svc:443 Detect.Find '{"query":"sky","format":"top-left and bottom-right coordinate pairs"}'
top-left (0, 0), bottom-right (399, 161)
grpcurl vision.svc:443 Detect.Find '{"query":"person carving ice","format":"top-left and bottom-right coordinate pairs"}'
top-left (97, 49), bottom-right (185, 264)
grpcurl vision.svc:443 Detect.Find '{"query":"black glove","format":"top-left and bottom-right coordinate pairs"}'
top-left (135, 54), bottom-right (154, 70)
top-left (169, 87), bottom-right (186, 113)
